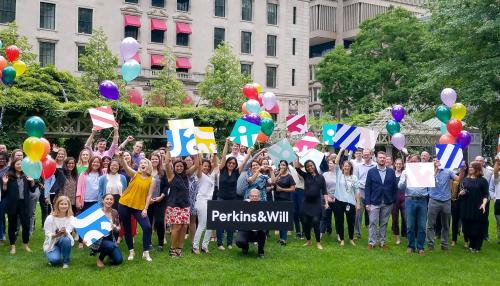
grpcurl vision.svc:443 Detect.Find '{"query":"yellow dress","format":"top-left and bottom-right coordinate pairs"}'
top-left (119, 174), bottom-right (153, 210)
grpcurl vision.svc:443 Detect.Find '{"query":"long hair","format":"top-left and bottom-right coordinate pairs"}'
top-left (342, 160), bottom-right (354, 176)
top-left (469, 162), bottom-right (484, 178)
top-left (173, 159), bottom-right (188, 178)
top-left (222, 157), bottom-right (238, 172)
top-left (77, 149), bottom-right (90, 166)
top-left (138, 158), bottom-right (153, 177)
top-left (304, 160), bottom-right (318, 175)
top-left (51, 195), bottom-right (73, 217)
top-left (84, 156), bottom-right (103, 176)
top-left (7, 158), bottom-right (23, 179)
top-left (150, 151), bottom-right (165, 177)
top-left (63, 157), bottom-right (78, 181)
top-left (9, 148), bottom-right (22, 162)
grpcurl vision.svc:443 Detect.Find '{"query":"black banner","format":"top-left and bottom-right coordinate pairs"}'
top-left (207, 201), bottom-right (294, 231)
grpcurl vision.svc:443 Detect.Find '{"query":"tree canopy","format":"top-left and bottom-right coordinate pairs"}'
top-left (148, 48), bottom-right (186, 106)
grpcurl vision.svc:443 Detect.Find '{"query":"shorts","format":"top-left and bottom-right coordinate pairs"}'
top-left (166, 206), bottom-right (190, 225)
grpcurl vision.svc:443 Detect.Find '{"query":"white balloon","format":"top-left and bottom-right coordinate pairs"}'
top-left (262, 92), bottom-right (277, 110)
top-left (120, 37), bottom-right (140, 61)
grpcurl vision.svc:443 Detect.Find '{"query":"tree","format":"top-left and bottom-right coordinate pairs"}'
top-left (198, 42), bottom-right (250, 110)
top-left (0, 22), bottom-right (37, 65)
top-left (148, 49), bottom-right (186, 106)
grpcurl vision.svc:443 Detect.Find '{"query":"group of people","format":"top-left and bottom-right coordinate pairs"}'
top-left (0, 127), bottom-right (499, 268)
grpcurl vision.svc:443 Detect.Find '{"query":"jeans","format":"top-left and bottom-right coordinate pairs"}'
top-left (0, 198), bottom-right (6, 240)
top-left (147, 202), bottom-right (166, 247)
top-left (405, 198), bottom-right (427, 251)
top-left (391, 192), bottom-right (406, 236)
top-left (45, 236), bottom-right (72, 265)
top-left (368, 203), bottom-right (393, 246)
top-left (291, 188), bottom-right (304, 234)
top-left (216, 198), bottom-right (233, 246)
top-left (98, 238), bottom-right (123, 265)
top-left (355, 194), bottom-right (369, 237)
top-left (236, 230), bottom-right (266, 255)
top-left (426, 198), bottom-right (451, 248)
top-left (333, 200), bottom-right (356, 241)
top-left (118, 204), bottom-right (152, 252)
top-left (193, 199), bottom-right (212, 250)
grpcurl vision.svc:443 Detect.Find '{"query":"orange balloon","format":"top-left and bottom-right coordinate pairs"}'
top-left (242, 102), bottom-right (248, 114)
top-left (0, 56), bottom-right (7, 71)
top-left (256, 131), bottom-right (268, 143)
top-left (438, 133), bottom-right (456, 144)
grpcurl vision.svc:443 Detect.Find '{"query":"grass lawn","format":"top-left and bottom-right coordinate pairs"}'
top-left (0, 209), bottom-right (499, 286)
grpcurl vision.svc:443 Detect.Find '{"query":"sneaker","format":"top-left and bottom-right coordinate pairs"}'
top-left (381, 244), bottom-right (389, 250)
top-left (406, 248), bottom-right (414, 254)
top-left (142, 251), bottom-right (152, 262)
top-left (303, 241), bottom-right (312, 247)
top-left (278, 240), bottom-right (287, 246)
top-left (349, 240), bottom-right (356, 246)
top-left (340, 240), bottom-right (345, 247)
top-left (128, 250), bottom-right (135, 261)
top-left (23, 245), bottom-right (32, 253)
top-left (96, 259), bottom-right (105, 268)
top-left (227, 245), bottom-right (233, 250)
top-left (316, 243), bottom-right (323, 250)
top-left (201, 247), bottom-right (209, 254)
top-left (218, 245), bottom-right (225, 251)
top-left (418, 250), bottom-right (425, 256)
top-left (157, 246), bottom-right (164, 252)
top-left (9, 247), bottom-right (16, 254)
top-left (258, 253), bottom-right (265, 259)
top-left (451, 241), bottom-right (456, 247)
top-left (367, 244), bottom-right (374, 250)
top-left (62, 264), bottom-right (69, 269)
top-left (192, 248), bottom-right (200, 255)
top-left (428, 245), bottom-right (434, 252)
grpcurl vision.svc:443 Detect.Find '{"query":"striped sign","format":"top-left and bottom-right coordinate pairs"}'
top-left (72, 203), bottom-right (112, 246)
top-left (286, 114), bottom-right (307, 134)
top-left (436, 144), bottom-right (463, 169)
top-left (293, 132), bottom-right (320, 157)
top-left (88, 106), bottom-right (117, 130)
top-left (333, 124), bottom-right (360, 151)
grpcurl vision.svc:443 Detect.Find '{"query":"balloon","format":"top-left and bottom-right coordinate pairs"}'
top-left (128, 89), bottom-right (143, 106)
top-left (99, 80), bottom-right (119, 100)
top-left (24, 116), bottom-right (46, 138)
top-left (262, 92), bottom-right (277, 110)
top-left (1, 66), bottom-right (16, 85)
top-left (243, 113), bottom-right (261, 126)
top-left (241, 102), bottom-right (248, 114)
top-left (259, 111), bottom-right (272, 120)
top-left (5, 45), bottom-right (20, 62)
top-left (391, 105), bottom-right (405, 122)
top-left (456, 131), bottom-right (472, 149)
top-left (23, 137), bottom-right (45, 161)
top-left (12, 60), bottom-right (26, 76)
top-left (0, 40), bottom-right (2, 48)
top-left (450, 103), bottom-right (466, 120)
top-left (242, 84), bottom-right (258, 100)
top-left (182, 95), bottom-right (193, 105)
top-left (252, 83), bottom-right (261, 95)
top-left (246, 99), bottom-right (260, 114)
top-left (260, 118), bottom-right (275, 136)
top-left (122, 59), bottom-right (141, 82)
top-left (446, 119), bottom-right (463, 137)
top-left (41, 156), bottom-right (57, 180)
top-left (257, 93), bottom-right (263, 107)
top-left (439, 133), bottom-right (456, 144)
top-left (120, 37), bottom-right (140, 61)
top-left (440, 123), bottom-right (447, 135)
top-left (40, 138), bottom-right (50, 159)
top-left (256, 131), bottom-right (268, 143)
top-left (21, 157), bottom-right (42, 179)
top-left (0, 56), bottom-right (7, 71)
top-left (435, 105), bottom-right (451, 123)
top-left (440, 88), bottom-right (457, 108)
top-left (385, 120), bottom-right (401, 136)
top-left (391, 133), bottom-right (405, 150)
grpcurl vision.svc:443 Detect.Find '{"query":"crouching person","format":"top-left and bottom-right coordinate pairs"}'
top-left (43, 196), bottom-right (74, 268)
top-left (236, 189), bottom-right (266, 258)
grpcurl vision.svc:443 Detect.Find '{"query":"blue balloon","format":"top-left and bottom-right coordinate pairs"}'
top-left (246, 99), bottom-right (260, 114)
top-left (121, 59), bottom-right (141, 83)
top-left (21, 157), bottom-right (42, 179)
top-left (0, 39), bottom-right (3, 49)
top-left (440, 122), bottom-right (447, 135)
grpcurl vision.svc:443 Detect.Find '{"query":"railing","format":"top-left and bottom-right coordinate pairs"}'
top-left (139, 69), bottom-right (205, 83)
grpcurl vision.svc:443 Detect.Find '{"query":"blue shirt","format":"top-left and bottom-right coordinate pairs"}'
top-left (429, 169), bottom-right (455, 201)
top-left (335, 166), bottom-right (360, 206)
top-left (377, 167), bottom-right (387, 183)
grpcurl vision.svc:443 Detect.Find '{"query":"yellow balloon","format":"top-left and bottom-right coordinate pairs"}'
top-left (259, 110), bottom-right (272, 119)
top-left (23, 137), bottom-right (44, 161)
top-left (13, 60), bottom-right (26, 76)
top-left (252, 83), bottom-right (261, 95)
top-left (450, 102), bottom-right (466, 120)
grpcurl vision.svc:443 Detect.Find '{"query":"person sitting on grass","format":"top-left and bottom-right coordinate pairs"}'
top-left (236, 189), bottom-right (267, 258)
top-left (43, 196), bottom-right (74, 269)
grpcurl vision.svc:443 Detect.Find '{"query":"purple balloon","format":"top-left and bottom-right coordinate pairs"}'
top-left (455, 130), bottom-right (471, 149)
top-left (99, 80), bottom-right (119, 100)
top-left (391, 105), bottom-right (405, 122)
top-left (243, 113), bottom-right (261, 126)
top-left (391, 133), bottom-right (406, 150)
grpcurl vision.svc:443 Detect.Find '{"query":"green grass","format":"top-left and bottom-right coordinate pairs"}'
top-left (0, 209), bottom-right (499, 286)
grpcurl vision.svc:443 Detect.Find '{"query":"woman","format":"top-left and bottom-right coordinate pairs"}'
top-left (117, 151), bottom-right (155, 261)
top-left (192, 155), bottom-right (218, 254)
top-left (492, 156), bottom-right (500, 244)
top-left (184, 155), bottom-right (199, 244)
top-left (246, 160), bottom-right (275, 201)
top-left (58, 157), bottom-right (79, 215)
top-left (321, 159), bottom-right (336, 238)
top-left (1, 158), bottom-right (36, 254)
top-left (76, 156), bottom-right (103, 212)
top-left (147, 152), bottom-right (168, 251)
top-left (9, 149), bottom-right (23, 162)
top-left (274, 160), bottom-right (295, 245)
top-left (51, 145), bottom-right (67, 168)
top-left (117, 151), bottom-right (137, 242)
top-left (216, 138), bottom-right (250, 250)
top-left (77, 149), bottom-right (90, 175)
top-left (391, 158), bottom-right (405, 245)
top-left (91, 194), bottom-right (123, 268)
top-left (101, 156), bottom-right (112, 173)
top-left (98, 159), bottom-right (128, 210)
top-left (294, 159), bottom-right (328, 249)
top-left (43, 196), bottom-right (74, 268)
top-left (459, 161), bottom-right (489, 252)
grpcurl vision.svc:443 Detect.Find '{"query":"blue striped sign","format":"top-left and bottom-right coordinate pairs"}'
top-left (72, 203), bottom-right (112, 246)
top-left (333, 124), bottom-right (361, 151)
top-left (435, 144), bottom-right (463, 169)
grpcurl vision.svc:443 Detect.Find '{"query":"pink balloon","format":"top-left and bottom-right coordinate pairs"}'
top-left (391, 133), bottom-right (405, 150)
top-left (440, 88), bottom-right (457, 108)
top-left (262, 92), bottom-right (277, 110)
top-left (128, 89), bottom-right (143, 106)
top-left (120, 37), bottom-right (140, 61)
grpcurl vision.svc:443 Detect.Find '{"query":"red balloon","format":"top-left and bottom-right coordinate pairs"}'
top-left (242, 102), bottom-right (248, 114)
top-left (242, 84), bottom-right (258, 100)
top-left (41, 156), bottom-right (57, 180)
top-left (446, 119), bottom-right (463, 137)
top-left (5, 45), bottom-right (20, 62)
top-left (40, 138), bottom-right (50, 159)
top-left (257, 93), bottom-right (263, 107)
top-left (182, 95), bottom-right (193, 105)
top-left (256, 131), bottom-right (268, 143)
top-left (0, 56), bottom-right (7, 71)
top-left (128, 89), bottom-right (143, 106)
top-left (439, 133), bottom-right (456, 144)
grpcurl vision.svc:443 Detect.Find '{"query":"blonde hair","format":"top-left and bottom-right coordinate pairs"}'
top-left (77, 149), bottom-right (90, 166)
top-left (52, 196), bottom-right (73, 217)
top-left (138, 158), bottom-right (153, 176)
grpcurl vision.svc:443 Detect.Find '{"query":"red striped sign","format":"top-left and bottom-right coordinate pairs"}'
top-left (88, 106), bottom-right (117, 130)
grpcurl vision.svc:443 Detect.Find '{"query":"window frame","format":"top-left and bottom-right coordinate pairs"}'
top-left (240, 63), bottom-right (252, 77)
top-left (124, 26), bottom-right (139, 40)
top-left (292, 38), bottom-right (296, 55)
top-left (177, 0), bottom-right (189, 12)
top-left (151, 0), bottom-right (165, 8)
top-left (266, 34), bottom-right (277, 57)
top-left (124, 0), bottom-right (139, 4)
top-left (241, 0), bottom-right (252, 22)
top-left (293, 6), bottom-right (297, 24)
top-left (39, 2), bottom-right (56, 30)
top-left (151, 29), bottom-right (165, 44)
top-left (266, 2), bottom-right (278, 25)
top-left (213, 27), bottom-right (225, 50)
top-left (241, 31), bottom-right (252, 54)
top-left (291, 69), bottom-right (295, 86)
top-left (0, 0), bottom-right (16, 24)
top-left (39, 41), bottom-right (56, 67)
top-left (176, 33), bottom-right (189, 46)
top-left (214, 0), bottom-right (225, 18)
top-left (77, 7), bottom-right (93, 34)
top-left (266, 65), bottom-right (277, 88)
top-left (77, 45), bottom-right (86, 71)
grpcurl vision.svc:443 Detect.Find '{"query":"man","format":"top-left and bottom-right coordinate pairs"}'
top-left (420, 151), bottom-right (430, 162)
top-left (353, 149), bottom-right (377, 239)
top-left (0, 144), bottom-right (7, 153)
top-left (84, 126), bottom-right (119, 158)
top-left (119, 135), bottom-right (143, 169)
top-left (226, 143), bottom-right (245, 166)
top-left (385, 156), bottom-right (393, 169)
top-left (239, 145), bottom-right (248, 157)
top-left (365, 151), bottom-right (398, 249)
top-left (426, 156), bottom-right (464, 251)
top-left (236, 189), bottom-right (266, 258)
top-left (351, 148), bottom-right (363, 168)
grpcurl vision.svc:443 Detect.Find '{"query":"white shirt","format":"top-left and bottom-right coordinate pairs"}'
top-left (196, 170), bottom-right (217, 201)
top-left (43, 215), bottom-right (75, 252)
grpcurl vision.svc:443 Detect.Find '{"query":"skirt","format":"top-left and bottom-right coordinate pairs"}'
top-left (166, 206), bottom-right (190, 225)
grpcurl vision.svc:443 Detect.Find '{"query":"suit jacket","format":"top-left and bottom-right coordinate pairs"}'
top-left (1, 175), bottom-right (36, 214)
top-left (365, 167), bottom-right (398, 206)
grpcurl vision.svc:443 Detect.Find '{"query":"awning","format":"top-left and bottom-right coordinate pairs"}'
top-left (124, 15), bottom-right (141, 27)
top-left (132, 53), bottom-right (141, 64)
top-left (176, 22), bottom-right (192, 34)
top-left (176, 57), bottom-right (192, 69)
top-left (150, 54), bottom-right (165, 66)
top-left (266, 103), bottom-right (279, 114)
top-left (151, 18), bottom-right (167, 31)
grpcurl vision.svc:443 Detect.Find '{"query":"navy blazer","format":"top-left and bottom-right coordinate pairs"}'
top-left (365, 167), bottom-right (398, 206)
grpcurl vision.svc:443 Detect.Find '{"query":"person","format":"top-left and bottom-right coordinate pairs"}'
top-left (0, 144), bottom-right (6, 153)
top-left (274, 160), bottom-right (296, 245)
top-left (426, 156), bottom-right (465, 251)
top-left (10, 149), bottom-right (23, 162)
top-left (119, 136), bottom-right (143, 169)
top-left (101, 156), bottom-right (112, 173)
top-left (420, 151), bottom-right (430, 163)
top-left (51, 145), bottom-right (67, 168)
top-left (289, 165), bottom-right (305, 239)
top-left (490, 155), bottom-right (500, 244)
top-left (246, 160), bottom-right (274, 201)
top-left (184, 155), bottom-right (199, 245)
top-left (259, 158), bottom-right (276, 202)
top-left (84, 126), bottom-right (119, 158)
top-left (385, 156), bottom-right (393, 169)
top-left (58, 157), bottom-right (79, 215)
top-left (451, 160), bottom-right (467, 247)
top-left (0, 151), bottom-right (9, 243)
top-left (76, 156), bottom-right (103, 212)
top-left (350, 148), bottom-right (363, 168)
top-left (459, 162), bottom-right (489, 252)
top-left (117, 151), bottom-right (155, 261)
top-left (321, 158), bottom-right (336, 238)
top-left (235, 189), bottom-right (267, 258)
top-left (119, 151), bottom-right (135, 182)
top-left (76, 149), bottom-right (90, 175)
top-left (353, 149), bottom-right (376, 239)
top-left (43, 196), bottom-right (74, 268)
top-left (391, 158), bottom-right (405, 245)
top-left (1, 158), bottom-right (36, 254)
top-left (226, 142), bottom-right (245, 166)
top-left (147, 152), bottom-right (168, 251)
top-left (294, 159), bottom-right (328, 249)
top-left (192, 154), bottom-right (218, 254)
top-left (97, 159), bottom-right (128, 210)
top-left (475, 155), bottom-right (493, 241)
top-left (91, 194), bottom-right (123, 268)
top-left (365, 151), bottom-right (398, 250)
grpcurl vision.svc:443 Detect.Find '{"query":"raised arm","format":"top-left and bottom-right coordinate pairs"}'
top-left (119, 135), bottom-right (135, 151)
top-left (294, 159), bottom-right (307, 178)
top-left (196, 154), bottom-right (203, 179)
top-left (112, 126), bottom-right (119, 146)
top-left (85, 130), bottom-right (96, 150)
top-left (239, 149), bottom-right (252, 173)
top-left (335, 148), bottom-right (345, 165)
top-left (186, 154), bottom-right (199, 177)
top-left (117, 151), bottom-right (136, 178)
top-left (165, 143), bottom-right (174, 182)
top-left (211, 152), bottom-right (219, 173)
top-left (220, 138), bottom-right (230, 169)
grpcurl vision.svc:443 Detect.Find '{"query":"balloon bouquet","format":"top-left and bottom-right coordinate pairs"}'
top-left (386, 105), bottom-right (406, 151)
top-left (436, 88), bottom-right (471, 149)
top-left (0, 43), bottom-right (27, 85)
top-left (241, 83), bottom-right (277, 143)
top-left (21, 116), bottom-right (56, 180)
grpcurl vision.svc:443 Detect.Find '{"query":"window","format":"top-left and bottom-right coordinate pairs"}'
top-left (177, 0), bottom-right (189, 12)
top-left (267, 3), bottom-right (277, 25)
top-left (291, 69), bottom-right (295, 86)
top-left (39, 42), bottom-right (55, 67)
top-left (77, 45), bottom-right (85, 71)
top-left (241, 31), bottom-right (251, 54)
top-left (241, 0), bottom-right (252, 21)
top-left (0, 0), bottom-right (16, 23)
top-left (293, 6), bottom-right (297, 24)
top-left (125, 0), bottom-right (138, 3)
top-left (125, 26), bottom-right (139, 40)
top-left (292, 38), bottom-right (296, 55)
top-left (266, 66), bottom-right (277, 88)
top-left (241, 63), bottom-right (252, 76)
top-left (78, 8), bottom-right (92, 34)
top-left (309, 65), bottom-right (313, 81)
top-left (214, 0), bottom-right (225, 17)
top-left (40, 2), bottom-right (55, 30)
top-left (176, 68), bottom-right (189, 73)
top-left (214, 27), bottom-right (225, 49)
top-left (267, 35), bottom-right (276, 57)
top-left (151, 0), bottom-right (165, 7)
top-left (151, 30), bottom-right (164, 43)
top-left (176, 33), bottom-right (189, 46)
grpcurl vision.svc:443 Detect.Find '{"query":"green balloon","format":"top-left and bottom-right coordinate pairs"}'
top-left (386, 120), bottom-right (400, 136)
top-left (24, 116), bottom-right (46, 138)
top-left (261, 118), bottom-right (275, 136)
top-left (2, 66), bottom-right (16, 84)
top-left (436, 105), bottom-right (451, 123)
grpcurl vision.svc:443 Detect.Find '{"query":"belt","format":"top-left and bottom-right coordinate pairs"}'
top-left (407, 196), bottom-right (427, 201)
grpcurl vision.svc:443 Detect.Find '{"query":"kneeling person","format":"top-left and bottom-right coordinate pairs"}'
top-left (236, 189), bottom-right (266, 258)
